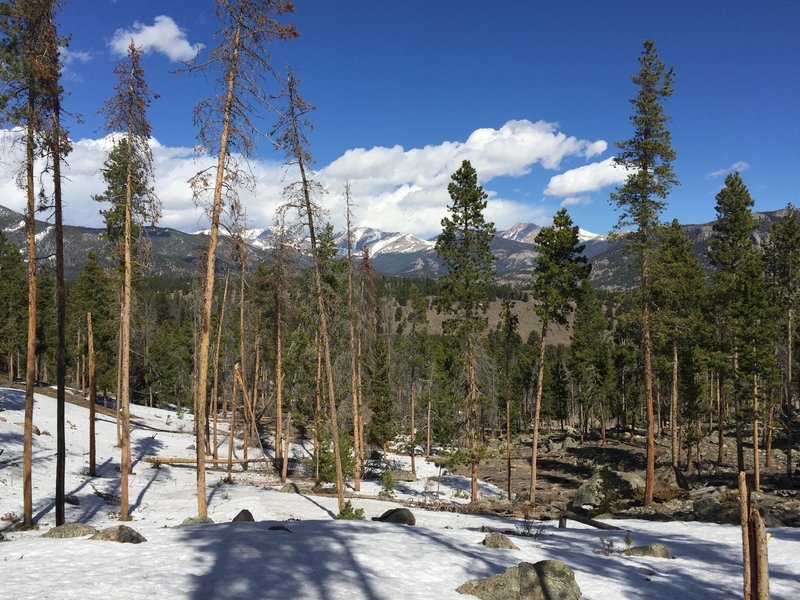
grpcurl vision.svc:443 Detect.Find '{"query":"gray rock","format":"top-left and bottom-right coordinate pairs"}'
top-left (181, 516), bottom-right (215, 526)
top-left (14, 422), bottom-right (40, 436)
top-left (481, 532), bottom-right (519, 550)
top-left (280, 482), bottom-right (301, 494)
top-left (562, 437), bottom-right (578, 450)
top-left (625, 543), bottom-right (674, 559)
top-left (42, 523), bottom-right (98, 538)
top-left (457, 560), bottom-right (582, 600)
top-left (693, 492), bottom-right (739, 524)
top-left (90, 525), bottom-right (147, 544)
top-left (64, 495), bottom-right (80, 506)
top-left (572, 469), bottom-right (644, 512)
top-left (232, 509), bottom-right (254, 522)
top-left (392, 470), bottom-right (417, 482)
top-left (371, 507), bottom-right (415, 525)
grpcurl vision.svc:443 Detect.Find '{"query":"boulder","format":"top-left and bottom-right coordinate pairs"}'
top-left (181, 516), bottom-right (215, 526)
top-left (232, 509), bottom-right (254, 522)
top-left (457, 560), bottom-right (581, 600)
top-left (280, 482), bottom-right (301, 494)
top-left (14, 422), bottom-right (40, 436)
top-left (371, 507), bottom-right (415, 525)
top-left (391, 470), bottom-right (417, 482)
top-left (64, 495), bottom-right (80, 506)
top-left (572, 469), bottom-right (639, 512)
top-left (653, 465), bottom-right (689, 493)
top-left (624, 543), bottom-right (674, 559)
top-left (42, 523), bottom-right (98, 538)
top-left (480, 532), bottom-right (519, 550)
top-left (693, 491), bottom-right (739, 524)
top-left (90, 525), bottom-right (147, 544)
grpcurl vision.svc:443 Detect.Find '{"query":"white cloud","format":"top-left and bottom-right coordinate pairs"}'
top-left (60, 47), bottom-right (92, 65)
top-left (0, 119), bottom-right (606, 238)
top-left (109, 15), bottom-right (204, 62)
top-left (544, 157), bottom-right (627, 197)
top-left (706, 160), bottom-right (750, 179)
top-left (560, 196), bottom-right (592, 208)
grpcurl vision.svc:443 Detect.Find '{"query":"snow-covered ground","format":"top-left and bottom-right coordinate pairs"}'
top-left (1, 387), bottom-right (799, 599)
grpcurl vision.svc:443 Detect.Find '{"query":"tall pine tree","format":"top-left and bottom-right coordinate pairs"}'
top-left (611, 39), bottom-right (677, 506)
top-left (529, 208), bottom-right (589, 506)
top-left (434, 159), bottom-right (495, 502)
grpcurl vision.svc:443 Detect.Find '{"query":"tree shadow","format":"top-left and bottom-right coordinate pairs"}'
top-left (0, 386), bottom-right (26, 410)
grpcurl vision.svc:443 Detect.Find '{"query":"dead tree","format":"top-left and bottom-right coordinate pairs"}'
top-left (187, 0), bottom-right (296, 518)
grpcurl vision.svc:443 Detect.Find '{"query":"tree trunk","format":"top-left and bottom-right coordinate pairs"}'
top-left (53, 105), bottom-right (67, 527)
top-left (739, 471), bottom-right (752, 600)
top-left (195, 21), bottom-right (241, 518)
top-left (753, 375), bottom-right (760, 492)
top-left (764, 403), bottom-right (773, 469)
top-left (717, 373), bottom-right (725, 465)
top-left (227, 372), bottom-right (238, 478)
top-left (641, 261), bottom-right (656, 507)
top-left (467, 336), bottom-right (479, 502)
top-left (505, 369), bottom-right (512, 501)
top-left (87, 313), bottom-right (96, 477)
top-left (530, 322), bottom-right (547, 508)
top-left (289, 77), bottom-right (345, 512)
top-left (410, 379), bottom-right (416, 478)
top-left (671, 340), bottom-right (679, 468)
top-left (22, 89), bottom-right (37, 529)
top-left (787, 306), bottom-right (794, 479)
top-left (118, 123), bottom-right (134, 522)
top-left (345, 190), bottom-right (361, 491)
top-left (211, 274), bottom-right (229, 462)
top-left (275, 294), bottom-right (284, 480)
top-left (734, 350), bottom-right (745, 473)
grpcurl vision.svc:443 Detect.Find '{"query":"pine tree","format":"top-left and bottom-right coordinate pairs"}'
top-left (0, 232), bottom-right (26, 381)
top-left (367, 334), bottom-right (395, 457)
top-left (611, 39), bottom-right (677, 506)
top-left (98, 42), bottom-right (158, 521)
top-left (651, 219), bottom-right (706, 468)
top-left (570, 282), bottom-right (611, 441)
top-left (765, 204), bottom-right (800, 479)
top-left (529, 208), bottom-right (590, 506)
top-left (434, 159), bottom-right (495, 501)
top-left (709, 172), bottom-right (775, 487)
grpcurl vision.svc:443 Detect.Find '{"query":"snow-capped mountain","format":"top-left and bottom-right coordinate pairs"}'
top-left (498, 222), bottom-right (605, 245)
top-left (333, 227), bottom-right (435, 256)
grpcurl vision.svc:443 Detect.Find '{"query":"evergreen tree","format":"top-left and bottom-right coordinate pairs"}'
top-left (366, 334), bottom-right (395, 456)
top-left (610, 39), bottom-right (677, 506)
top-left (434, 159), bottom-right (495, 501)
top-left (0, 232), bottom-right (26, 380)
top-left (651, 219), bottom-right (706, 468)
top-left (570, 281), bottom-right (612, 441)
top-left (709, 172), bottom-right (775, 487)
top-left (529, 208), bottom-right (589, 507)
top-left (765, 204), bottom-right (800, 478)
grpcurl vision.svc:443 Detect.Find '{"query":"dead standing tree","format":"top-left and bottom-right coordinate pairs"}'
top-left (0, 0), bottom-right (56, 529)
top-left (187, 0), bottom-right (296, 518)
top-left (273, 71), bottom-right (345, 512)
top-left (98, 42), bottom-right (159, 521)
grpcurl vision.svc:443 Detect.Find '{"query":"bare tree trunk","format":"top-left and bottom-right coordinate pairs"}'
top-left (87, 313), bottom-right (96, 477)
top-left (530, 322), bottom-right (547, 508)
top-left (717, 373), bottom-right (725, 465)
top-left (671, 340), bottom-right (679, 468)
top-left (227, 374), bottom-right (237, 478)
top-left (641, 265), bottom-right (656, 507)
top-left (22, 91), bottom-right (37, 530)
top-left (284, 74), bottom-right (344, 511)
top-left (753, 375), bottom-right (760, 492)
top-left (765, 403), bottom-right (773, 468)
top-left (410, 379), bottom-right (416, 479)
top-left (53, 105), bottom-right (67, 526)
top-left (281, 408), bottom-right (291, 482)
top-left (313, 333), bottom-right (321, 480)
top-left (115, 314), bottom-right (122, 448)
top-left (345, 186), bottom-right (361, 491)
top-left (739, 471), bottom-right (752, 600)
top-left (506, 375), bottom-right (512, 501)
top-left (211, 274), bottom-right (229, 461)
top-left (427, 395), bottom-right (432, 457)
top-left (734, 350), bottom-right (745, 473)
top-left (118, 123), bottom-right (135, 522)
top-left (467, 337), bottom-right (479, 502)
top-left (787, 306), bottom-right (794, 479)
top-left (275, 295), bottom-right (284, 479)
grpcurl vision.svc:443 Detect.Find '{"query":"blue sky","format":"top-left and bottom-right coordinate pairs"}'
top-left (2, 0), bottom-right (798, 238)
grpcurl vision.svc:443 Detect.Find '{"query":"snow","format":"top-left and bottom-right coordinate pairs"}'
top-left (1, 387), bottom-right (799, 599)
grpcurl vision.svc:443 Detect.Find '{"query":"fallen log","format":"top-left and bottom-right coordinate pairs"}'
top-left (560, 511), bottom-right (621, 530)
top-left (142, 456), bottom-right (271, 468)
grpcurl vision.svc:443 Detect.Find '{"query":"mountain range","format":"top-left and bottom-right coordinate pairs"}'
top-left (0, 203), bottom-right (787, 289)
